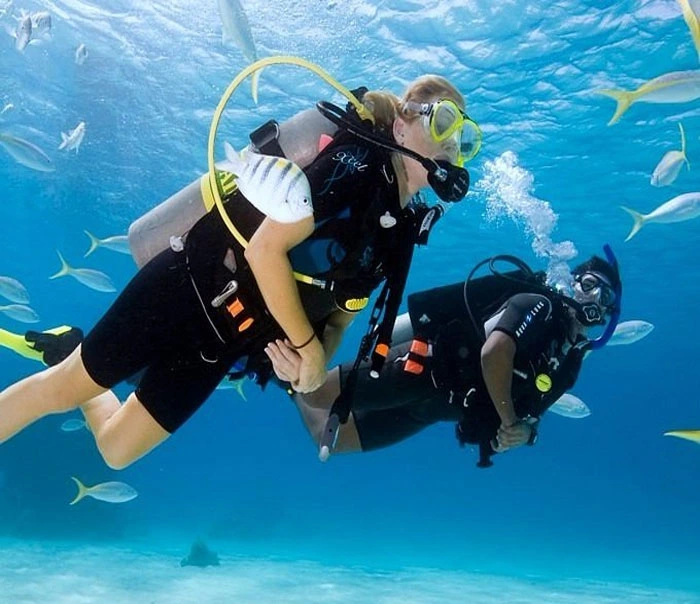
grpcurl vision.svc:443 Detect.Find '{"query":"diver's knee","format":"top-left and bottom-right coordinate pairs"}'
top-left (100, 447), bottom-right (135, 471)
top-left (33, 366), bottom-right (80, 412)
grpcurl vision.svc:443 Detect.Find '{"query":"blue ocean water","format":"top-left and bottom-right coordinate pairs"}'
top-left (1, 0), bottom-right (700, 601)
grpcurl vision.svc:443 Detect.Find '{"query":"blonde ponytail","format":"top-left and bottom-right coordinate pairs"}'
top-left (359, 75), bottom-right (465, 203)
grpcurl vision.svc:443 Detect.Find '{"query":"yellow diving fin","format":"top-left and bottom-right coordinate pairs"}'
top-left (0, 325), bottom-right (81, 366)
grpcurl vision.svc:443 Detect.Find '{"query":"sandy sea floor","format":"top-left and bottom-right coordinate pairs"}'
top-left (0, 539), bottom-right (698, 604)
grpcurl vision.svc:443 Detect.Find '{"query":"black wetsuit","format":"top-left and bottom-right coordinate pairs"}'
top-left (81, 137), bottom-right (411, 433)
top-left (343, 278), bottom-right (584, 451)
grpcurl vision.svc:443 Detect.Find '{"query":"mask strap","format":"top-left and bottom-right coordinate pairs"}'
top-left (316, 101), bottom-right (469, 202)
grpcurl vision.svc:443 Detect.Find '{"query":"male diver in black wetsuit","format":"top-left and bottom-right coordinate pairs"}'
top-left (265, 250), bottom-right (622, 467)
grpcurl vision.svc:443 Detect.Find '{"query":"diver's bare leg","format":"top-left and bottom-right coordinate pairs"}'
top-left (293, 367), bottom-right (362, 453)
top-left (82, 391), bottom-right (169, 470)
top-left (0, 344), bottom-right (105, 443)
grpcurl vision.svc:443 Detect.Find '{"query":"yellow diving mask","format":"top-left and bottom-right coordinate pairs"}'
top-left (404, 98), bottom-right (482, 166)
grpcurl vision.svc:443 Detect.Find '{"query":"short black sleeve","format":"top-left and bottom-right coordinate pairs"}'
top-left (491, 293), bottom-right (556, 355)
top-left (303, 141), bottom-right (394, 220)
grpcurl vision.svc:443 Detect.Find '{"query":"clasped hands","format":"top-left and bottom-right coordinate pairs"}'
top-left (491, 420), bottom-right (532, 453)
top-left (264, 338), bottom-right (326, 393)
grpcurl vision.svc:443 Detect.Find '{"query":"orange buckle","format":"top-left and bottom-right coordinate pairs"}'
top-left (226, 298), bottom-right (244, 317)
top-left (409, 339), bottom-right (429, 357)
top-left (374, 343), bottom-right (389, 358)
top-left (403, 359), bottom-right (424, 375)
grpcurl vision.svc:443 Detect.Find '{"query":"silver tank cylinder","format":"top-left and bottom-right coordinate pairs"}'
top-left (128, 108), bottom-right (337, 269)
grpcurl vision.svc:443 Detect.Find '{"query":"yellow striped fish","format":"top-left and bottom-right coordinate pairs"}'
top-left (678, 0), bottom-right (700, 62)
top-left (222, 142), bottom-right (313, 223)
top-left (597, 70), bottom-right (700, 125)
top-left (664, 430), bottom-right (700, 444)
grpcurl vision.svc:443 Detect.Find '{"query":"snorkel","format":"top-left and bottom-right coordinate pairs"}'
top-left (585, 244), bottom-right (622, 350)
top-left (566, 244), bottom-right (622, 349)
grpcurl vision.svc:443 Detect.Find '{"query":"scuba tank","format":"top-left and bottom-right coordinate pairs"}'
top-left (128, 108), bottom-right (338, 269)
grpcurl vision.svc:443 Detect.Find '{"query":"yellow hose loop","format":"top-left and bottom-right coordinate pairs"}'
top-left (206, 55), bottom-right (372, 249)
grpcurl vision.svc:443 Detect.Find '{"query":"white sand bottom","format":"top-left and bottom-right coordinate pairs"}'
top-left (0, 540), bottom-right (697, 604)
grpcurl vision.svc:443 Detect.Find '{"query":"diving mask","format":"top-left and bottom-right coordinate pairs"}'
top-left (574, 272), bottom-right (617, 310)
top-left (569, 244), bottom-right (622, 350)
top-left (404, 98), bottom-right (482, 166)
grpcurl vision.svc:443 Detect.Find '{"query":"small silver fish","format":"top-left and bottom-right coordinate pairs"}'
top-left (0, 304), bottom-right (40, 323)
top-left (0, 132), bottom-right (54, 172)
top-left (14, 13), bottom-right (30, 52)
top-left (83, 231), bottom-right (130, 257)
top-left (69, 477), bottom-right (138, 505)
top-left (222, 142), bottom-right (313, 223)
top-left (0, 275), bottom-right (29, 304)
top-left (30, 11), bottom-right (50, 39)
top-left (217, 0), bottom-right (257, 62)
top-left (651, 123), bottom-right (690, 187)
top-left (609, 320), bottom-right (655, 346)
top-left (621, 192), bottom-right (700, 241)
top-left (216, 0), bottom-right (261, 102)
top-left (60, 419), bottom-right (86, 432)
top-left (74, 43), bottom-right (88, 65)
top-left (216, 375), bottom-right (248, 400)
top-left (49, 251), bottom-right (116, 293)
top-left (548, 393), bottom-right (591, 419)
top-left (0, 103), bottom-right (14, 115)
top-left (58, 121), bottom-right (86, 154)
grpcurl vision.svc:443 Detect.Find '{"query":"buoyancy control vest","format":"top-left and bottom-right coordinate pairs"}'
top-left (185, 125), bottom-right (408, 325)
top-left (407, 269), bottom-right (585, 451)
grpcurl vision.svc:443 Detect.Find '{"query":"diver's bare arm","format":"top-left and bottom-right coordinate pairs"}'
top-left (480, 331), bottom-right (518, 427)
top-left (246, 216), bottom-right (326, 391)
top-left (245, 216), bottom-right (317, 346)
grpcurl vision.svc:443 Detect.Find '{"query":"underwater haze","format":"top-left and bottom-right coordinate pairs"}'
top-left (2, 0), bottom-right (700, 602)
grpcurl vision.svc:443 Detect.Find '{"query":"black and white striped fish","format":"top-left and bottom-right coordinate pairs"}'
top-left (222, 142), bottom-right (313, 223)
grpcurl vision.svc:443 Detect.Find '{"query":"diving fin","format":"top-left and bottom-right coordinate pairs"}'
top-left (0, 325), bottom-right (84, 366)
top-left (0, 328), bottom-right (44, 363)
top-left (24, 326), bottom-right (84, 366)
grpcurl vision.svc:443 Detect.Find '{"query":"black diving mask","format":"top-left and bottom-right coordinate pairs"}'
top-left (575, 272), bottom-right (617, 308)
top-left (570, 244), bottom-right (622, 348)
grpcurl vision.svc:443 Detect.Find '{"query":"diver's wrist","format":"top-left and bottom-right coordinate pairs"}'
top-left (297, 336), bottom-right (324, 359)
top-left (498, 400), bottom-right (517, 426)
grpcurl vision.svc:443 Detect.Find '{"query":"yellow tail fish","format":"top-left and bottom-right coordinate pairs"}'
top-left (678, 0), bottom-right (700, 62)
top-left (597, 70), bottom-right (700, 125)
top-left (664, 430), bottom-right (700, 444)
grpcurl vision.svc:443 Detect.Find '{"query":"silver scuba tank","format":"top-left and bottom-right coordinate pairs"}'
top-left (128, 108), bottom-right (337, 269)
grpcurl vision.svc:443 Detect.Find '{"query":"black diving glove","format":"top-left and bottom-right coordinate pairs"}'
top-left (25, 327), bottom-right (84, 367)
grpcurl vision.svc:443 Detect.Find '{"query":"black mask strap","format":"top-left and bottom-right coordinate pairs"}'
top-left (316, 101), bottom-right (470, 203)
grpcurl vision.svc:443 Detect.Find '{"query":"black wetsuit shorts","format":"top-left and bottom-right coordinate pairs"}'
top-left (81, 247), bottom-right (246, 433)
top-left (339, 342), bottom-right (461, 451)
